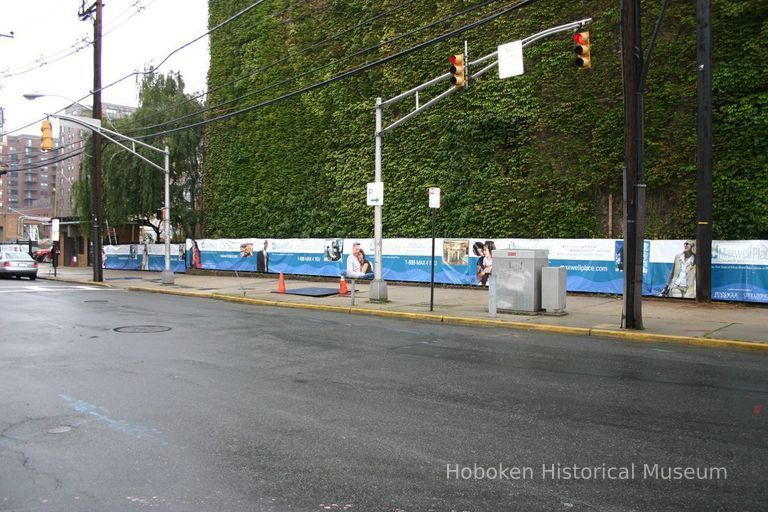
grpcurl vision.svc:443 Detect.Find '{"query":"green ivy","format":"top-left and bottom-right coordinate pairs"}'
top-left (203, 0), bottom-right (768, 240)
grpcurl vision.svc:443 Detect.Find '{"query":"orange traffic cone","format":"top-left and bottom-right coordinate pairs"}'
top-left (277, 272), bottom-right (286, 294)
top-left (339, 276), bottom-right (349, 295)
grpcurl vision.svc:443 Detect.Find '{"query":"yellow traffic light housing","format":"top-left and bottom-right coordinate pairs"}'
top-left (573, 31), bottom-right (591, 69)
top-left (40, 119), bottom-right (53, 151)
top-left (449, 53), bottom-right (466, 88)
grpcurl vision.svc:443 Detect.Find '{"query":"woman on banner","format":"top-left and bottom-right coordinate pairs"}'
top-left (473, 241), bottom-right (486, 286)
top-left (357, 249), bottom-right (375, 278)
top-left (192, 240), bottom-right (202, 269)
top-left (476, 241), bottom-right (495, 286)
top-left (662, 240), bottom-right (696, 298)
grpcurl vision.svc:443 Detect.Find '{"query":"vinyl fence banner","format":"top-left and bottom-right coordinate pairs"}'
top-left (102, 238), bottom-right (768, 304)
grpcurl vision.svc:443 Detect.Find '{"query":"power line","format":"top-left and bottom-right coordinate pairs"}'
top-left (0, 0), bottom-right (156, 79)
top-left (96, 0), bottom-right (269, 103)
top-left (0, 0), bottom-right (264, 138)
top-left (138, 0), bottom-right (537, 140)
top-left (128, 0), bottom-right (502, 134)
top-left (0, 149), bottom-right (85, 173)
top-left (121, 0), bottom-right (423, 133)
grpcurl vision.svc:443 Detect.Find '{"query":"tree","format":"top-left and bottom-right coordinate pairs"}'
top-left (72, 70), bottom-right (204, 242)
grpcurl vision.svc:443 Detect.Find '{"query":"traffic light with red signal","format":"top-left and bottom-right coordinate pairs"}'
top-left (573, 31), bottom-right (591, 69)
top-left (40, 119), bottom-right (53, 151)
top-left (449, 53), bottom-right (466, 88)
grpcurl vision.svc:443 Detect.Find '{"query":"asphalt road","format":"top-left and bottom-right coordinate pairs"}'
top-left (1, 279), bottom-right (767, 511)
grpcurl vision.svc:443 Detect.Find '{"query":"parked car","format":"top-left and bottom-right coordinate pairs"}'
top-left (33, 248), bottom-right (51, 263)
top-left (0, 251), bottom-right (38, 280)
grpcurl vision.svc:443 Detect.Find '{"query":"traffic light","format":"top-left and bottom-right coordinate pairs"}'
top-left (40, 119), bottom-right (53, 151)
top-left (573, 31), bottom-right (591, 69)
top-left (449, 53), bottom-right (466, 88)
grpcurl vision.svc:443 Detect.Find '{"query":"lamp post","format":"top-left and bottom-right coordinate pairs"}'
top-left (48, 113), bottom-right (174, 285)
top-left (24, 92), bottom-right (104, 281)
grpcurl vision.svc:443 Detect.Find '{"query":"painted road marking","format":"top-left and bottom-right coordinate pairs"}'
top-left (0, 285), bottom-right (112, 293)
top-left (59, 394), bottom-right (166, 444)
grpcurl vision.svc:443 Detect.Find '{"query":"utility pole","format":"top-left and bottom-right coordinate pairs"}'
top-left (80, 1), bottom-right (103, 282)
top-left (696, 0), bottom-right (713, 302)
top-left (620, 0), bottom-right (645, 329)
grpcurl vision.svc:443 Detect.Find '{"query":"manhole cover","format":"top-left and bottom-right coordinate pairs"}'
top-left (47, 426), bottom-right (72, 434)
top-left (113, 325), bottom-right (172, 334)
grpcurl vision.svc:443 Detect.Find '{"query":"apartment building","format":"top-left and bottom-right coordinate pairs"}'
top-left (58, 102), bottom-right (136, 217)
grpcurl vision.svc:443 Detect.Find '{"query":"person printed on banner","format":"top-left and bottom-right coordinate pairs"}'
top-left (662, 240), bottom-right (696, 299)
top-left (141, 243), bottom-right (149, 271)
top-left (476, 241), bottom-right (495, 286)
top-left (473, 241), bottom-right (486, 286)
top-left (357, 249), bottom-right (375, 278)
top-left (256, 240), bottom-right (269, 273)
top-left (345, 242), bottom-right (368, 278)
top-left (192, 240), bottom-right (202, 269)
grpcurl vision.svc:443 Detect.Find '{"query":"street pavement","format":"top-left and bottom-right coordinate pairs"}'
top-left (1, 279), bottom-right (767, 511)
top-left (38, 264), bottom-right (768, 351)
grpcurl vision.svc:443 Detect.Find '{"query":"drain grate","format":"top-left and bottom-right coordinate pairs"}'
top-left (113, 325), bottom-right (172, 334)
top-left (84, 300), bottom-right (109, 303)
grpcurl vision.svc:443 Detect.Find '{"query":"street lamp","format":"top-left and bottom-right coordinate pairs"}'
top-left (45, 112), bottom-right (175, 285)
top-left (24, 92), bottom-right (104, 281)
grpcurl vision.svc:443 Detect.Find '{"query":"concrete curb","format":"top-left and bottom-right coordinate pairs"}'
top-left (40, 275), bottom-right (114, 288)
top-left (119, 285), bottom-right (768, 352)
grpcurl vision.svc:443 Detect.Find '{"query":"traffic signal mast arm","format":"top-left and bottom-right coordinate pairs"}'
top-left (378, 17), bottom-right (592, 134)
top-left (471, 18), bottom-right (593, 79)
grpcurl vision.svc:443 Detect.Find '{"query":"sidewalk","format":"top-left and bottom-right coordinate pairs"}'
top-left (38, 264), bottom-right (768, 351)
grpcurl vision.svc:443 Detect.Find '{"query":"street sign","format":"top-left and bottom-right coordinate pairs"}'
top-left (498, 40), bottom-right (524, 78)
top-left (367, 182), bottom-right (384, 206)
top-left (428, 187), bottom-right (441, 208)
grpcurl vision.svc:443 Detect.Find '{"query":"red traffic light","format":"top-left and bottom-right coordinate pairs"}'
top-left (573, 32), bottom-right (588, 45)
top-left (448, 53), bottom-right (466, 88)
top-left (573, 31), bottom-right (591, 69)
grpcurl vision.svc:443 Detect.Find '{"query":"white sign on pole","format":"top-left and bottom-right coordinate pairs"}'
top-left (428, 187), bottom-right (441, 208)
top-left (51, 218), bottom-right (60, 240)
top-left (367, 182), bottom-right (384, 206)
top-left (498, 40), bottom-right (524, 79)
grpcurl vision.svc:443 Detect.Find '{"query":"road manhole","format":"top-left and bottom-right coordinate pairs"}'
top-left (47, 426), bottom-right (72, 434)
top-left (113, 325), bottom-right (172, 334)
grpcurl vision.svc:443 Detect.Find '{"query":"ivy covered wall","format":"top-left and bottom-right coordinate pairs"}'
top-left (203, 0), bottom-right (768, 240)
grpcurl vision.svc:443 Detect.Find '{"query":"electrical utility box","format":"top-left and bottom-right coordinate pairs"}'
top-left (491, 249), bottom-right (549, 313)
top-left (542, 266), bottom-right (567, 314)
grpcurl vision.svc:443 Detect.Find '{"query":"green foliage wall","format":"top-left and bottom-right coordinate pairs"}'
top-left (204, 0), bottom-right (768, 240)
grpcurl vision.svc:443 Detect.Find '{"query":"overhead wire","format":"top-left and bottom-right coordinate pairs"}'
top-left (0, 0), bottom-right (267, 138)
top-left (0, 148), bottom-right (86, 173)
top-left (128, 0), bottom-right (504, 135)
top-left (137, 0), bottom-right (538, 140)
top-left (121, 0), bottom-right (423, 133)
top-left (0, 0), bottom-right (157, 79)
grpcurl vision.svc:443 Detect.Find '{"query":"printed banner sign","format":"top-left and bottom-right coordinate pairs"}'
top-left (102, 238), bottom-right (768, 304)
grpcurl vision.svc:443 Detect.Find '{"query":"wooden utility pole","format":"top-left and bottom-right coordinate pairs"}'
top-left (696, 0), bottom-right (713, 302)
top-left (620, 0), bottom-right (645, 329)
top-left (80, 1), bottom-right (103, 281)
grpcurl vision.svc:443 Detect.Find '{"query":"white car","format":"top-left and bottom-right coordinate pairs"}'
top-left (0, 251), bottom-right (38, 280)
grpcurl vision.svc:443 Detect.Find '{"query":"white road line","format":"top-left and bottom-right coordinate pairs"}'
top-left (0, 285), bottom-right (113, 293)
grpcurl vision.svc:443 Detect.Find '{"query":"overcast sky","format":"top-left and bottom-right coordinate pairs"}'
top-left (0, 0), bottom-right (209, 135)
